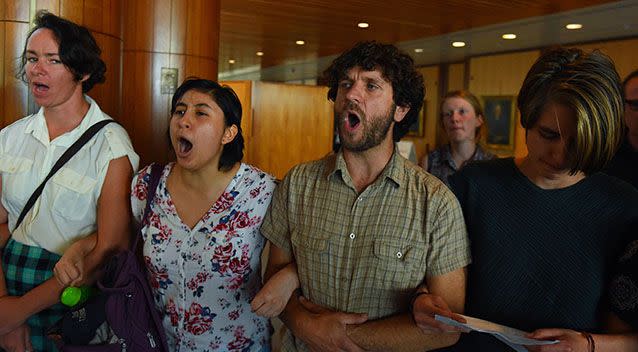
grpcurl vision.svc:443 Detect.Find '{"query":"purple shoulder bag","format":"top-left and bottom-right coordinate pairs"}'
top-left (49, 163), bottom-right (169, 352)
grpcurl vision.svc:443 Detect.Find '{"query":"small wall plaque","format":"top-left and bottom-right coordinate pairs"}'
top-left (160, 68), bottom-right (178, 94)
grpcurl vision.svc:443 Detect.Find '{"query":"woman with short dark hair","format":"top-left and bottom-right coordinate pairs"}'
top-left (0, 11), bottom-right (138, 351)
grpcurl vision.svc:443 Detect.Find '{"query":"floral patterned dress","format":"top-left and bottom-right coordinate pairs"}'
top-left (131, 163), bottom-right (276, 351)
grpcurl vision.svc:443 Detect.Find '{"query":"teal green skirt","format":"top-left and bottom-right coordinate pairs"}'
top-left (3, 238), bottom-right (66, 352)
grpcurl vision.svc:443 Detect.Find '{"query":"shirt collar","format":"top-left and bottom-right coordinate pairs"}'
top-left (23, 95), bottom-right (107, 147)
top-left (325, 148), bottom-right (405, 188)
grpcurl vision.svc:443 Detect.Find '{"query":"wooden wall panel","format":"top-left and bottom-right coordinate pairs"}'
top-left (122, 52), bottom-right (156, 166)
top-left (251, 82), bottom-right (332, 179)
top-left (0, 22), bottom-right (4, 123)
top-left (4, 0), bottom-right (29, 21)
top-left (83, 0), bottom-right (121, 36)
top-left (469, 50), bottom-right (540, 158)
top-left (447, 63), bottom-right (466, 92)
top-left (90, 33), bottom-right (122, 119)
top-left (3, 22), bottom-right (29, 126)
top-left (403, 65), bottom-right (439, 163)
top-left (576, 38), bottom-right (638, 80)
top-left (122, 0), bottom-right (220, 165)
top-left (220, 80), bottom-right (253, 163)
top-left (59, 0), bottom-right (83, 23)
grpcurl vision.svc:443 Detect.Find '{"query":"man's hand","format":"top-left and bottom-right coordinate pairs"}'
top-left (0, 324), bottom-right (32, 352)
top-left (297, 296), bottom-right (368, 352)
top-left (412, 292), bottom-right (466, 333)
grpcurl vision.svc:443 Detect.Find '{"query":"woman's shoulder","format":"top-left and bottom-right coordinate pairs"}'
top-left (0, 113), bottom-right (38, 139)
top-left (132, 163), bottom-right (170, 194)
top-left (240, 163), bottom-right (277, 188)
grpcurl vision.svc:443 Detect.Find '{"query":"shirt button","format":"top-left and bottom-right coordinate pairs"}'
top-left (396, 251), bottom-right (403, 259)
top-left (349, 233), bottom-right (356, 239)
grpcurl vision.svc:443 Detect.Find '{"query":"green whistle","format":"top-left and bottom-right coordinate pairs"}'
top-left (60, 286), bottom-right (95, 307)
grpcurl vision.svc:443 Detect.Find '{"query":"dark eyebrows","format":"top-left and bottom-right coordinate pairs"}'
top-left (174, 102), bottom-right (213, 110)
top-left (194, 103), bottom-right (213, 109)
top-left (26, 50), bottom-right (60, 57)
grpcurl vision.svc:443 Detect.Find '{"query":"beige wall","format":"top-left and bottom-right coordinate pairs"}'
top-left (577, 38), bottom-right (638, 80)
top-left (468, 50), bottom-right (540, 158)
top-left (447, 63), bottom-right (466, 92)
top-left (404, 65), bottom-right (439, 163)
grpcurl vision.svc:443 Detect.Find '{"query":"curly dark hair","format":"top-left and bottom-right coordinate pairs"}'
top-left (323, 41), bottom-right (425, 142)
top-left (18, 10), bottom-right (106, 93)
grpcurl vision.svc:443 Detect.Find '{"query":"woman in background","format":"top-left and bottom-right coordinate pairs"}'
top-left (0, 11), bottom-right (138, 352)
top-left (420, 90), bottom-right (494, 187)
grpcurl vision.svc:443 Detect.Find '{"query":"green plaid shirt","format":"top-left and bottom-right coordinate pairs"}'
top-left (261, 151), bottom-right (471, 352)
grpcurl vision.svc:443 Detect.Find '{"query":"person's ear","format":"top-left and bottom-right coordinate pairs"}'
top-left (222, 124), bottom-right (238, 145)
top-left (476, 114), bottom-right (484, 127)
top-left (394, 105), bottom-right (410, 123)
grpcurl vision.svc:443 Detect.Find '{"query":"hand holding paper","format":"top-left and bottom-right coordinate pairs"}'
top-left (435, 314), bottom-right (558, 352)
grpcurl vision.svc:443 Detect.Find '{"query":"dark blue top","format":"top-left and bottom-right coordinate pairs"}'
top-left (444, 158), bottom-right (638, 352)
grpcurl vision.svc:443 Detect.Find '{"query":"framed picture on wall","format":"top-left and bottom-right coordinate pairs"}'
top-left (482, 96), bottom-right (516, 150)
top-left (407, 100), bottom-right (426, 137)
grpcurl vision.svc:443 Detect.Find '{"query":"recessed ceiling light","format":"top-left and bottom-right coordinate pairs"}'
top-left (295, 40), bottom-right (305, 45)
top-left (228, 59), bottom-right (235, 64)
top-left (357, 22), bottom-right (369, 28)
top-left (414, 48), bottom-right (424, 53)
top-left (502, 33), bottom-right (517, 40)
top-left (452, 41), bottom-right (466, 48)
top-left (256, 51), bottom-right (264, 56)
top-left (566, 23), bottom-right (583, 30)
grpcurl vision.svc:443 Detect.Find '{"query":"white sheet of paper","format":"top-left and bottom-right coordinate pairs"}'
top-left (435, 314), bottom-right (559, 348)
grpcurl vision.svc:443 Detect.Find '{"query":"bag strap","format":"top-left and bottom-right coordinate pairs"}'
top-left (133, 163), bottom-right (164, 251)
top-left (14, 119), bottom-right (115, 231)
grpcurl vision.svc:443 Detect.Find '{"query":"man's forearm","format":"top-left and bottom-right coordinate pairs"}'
top-left (346, 313), bottom-right (460, 352)
top-left (279, 290), bottom-right (308, 338)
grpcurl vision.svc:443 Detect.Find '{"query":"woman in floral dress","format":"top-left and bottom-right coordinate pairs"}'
top-left (57, 78), bottom-right (297, 351)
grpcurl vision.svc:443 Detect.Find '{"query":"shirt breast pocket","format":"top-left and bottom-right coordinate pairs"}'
top-left (51, 167), bottom-right (98, 221)
top-left (0, 155), bottom-right (34, 209)
top-left (371, 239), bottom-right (428, 290)
top-left (290, 229), bottom-right (331, 294)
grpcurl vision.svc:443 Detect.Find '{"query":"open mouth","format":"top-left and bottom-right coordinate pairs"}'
top-left (178, 137), bottom-right (193, 154)
top-left (32, 82), bottom-right (50, 93)
top-left (346, 112), bottom-right (361, 129)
